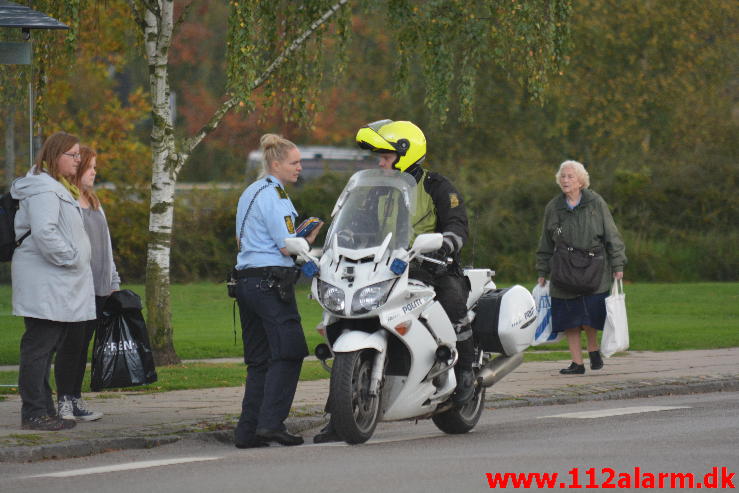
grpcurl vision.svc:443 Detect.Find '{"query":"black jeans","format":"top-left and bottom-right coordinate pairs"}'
top-left (19, 318), bottom-right (86, 421)
top-left (234, 276), bottom-right (308, 442)
top-left (64, 296), bottom-right (107, 397)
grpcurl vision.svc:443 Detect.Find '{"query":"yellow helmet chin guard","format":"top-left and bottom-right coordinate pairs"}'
top-left (356, 119), bottom-right (426, 172)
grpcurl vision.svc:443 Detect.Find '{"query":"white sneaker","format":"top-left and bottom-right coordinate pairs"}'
top-left (72, 397), bottom-right (103, 422)
top-left (57, 395), bottom-right (75, 421)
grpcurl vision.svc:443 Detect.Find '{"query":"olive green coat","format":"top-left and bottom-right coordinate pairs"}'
top-left (536, 189), bottom-right (627, 299)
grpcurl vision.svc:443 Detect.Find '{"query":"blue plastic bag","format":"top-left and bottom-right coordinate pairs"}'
top-left (531, 281), bottom-right (562, 345)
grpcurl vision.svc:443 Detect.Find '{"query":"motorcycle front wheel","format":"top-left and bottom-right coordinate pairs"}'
top-left (331, 349), bottom-right (381, 444)
top-left (432, 384), bottom-right (485, 434)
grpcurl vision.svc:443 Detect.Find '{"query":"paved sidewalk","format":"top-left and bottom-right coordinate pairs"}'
top-left (1, 348), bottom-right (737, 462)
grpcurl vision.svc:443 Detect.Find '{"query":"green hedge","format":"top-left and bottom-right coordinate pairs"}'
top-left (1, 168), bottom-right (735, 284)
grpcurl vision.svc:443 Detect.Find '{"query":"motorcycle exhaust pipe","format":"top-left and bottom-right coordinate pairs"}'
top-left (478, 352), bottom-right (524, 388)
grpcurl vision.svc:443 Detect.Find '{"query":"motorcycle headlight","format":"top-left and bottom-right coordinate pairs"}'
top-left (351, 279), bottom-right (395, 315)
top-left (318, 280), bottom-right (345, 314)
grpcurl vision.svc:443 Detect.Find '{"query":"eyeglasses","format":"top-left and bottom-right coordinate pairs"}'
top-left (63, 152), bottom-right (81, 160)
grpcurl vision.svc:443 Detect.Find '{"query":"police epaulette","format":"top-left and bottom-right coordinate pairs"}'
top-left (266, 178), bottom-right (289, 199)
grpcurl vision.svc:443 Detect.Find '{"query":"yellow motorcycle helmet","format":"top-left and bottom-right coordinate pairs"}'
top-left (356, 119), bottom-right (426, 172)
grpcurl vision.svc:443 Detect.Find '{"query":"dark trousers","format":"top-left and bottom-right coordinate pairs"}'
top-left (234, 277), bottom-right (308, 442)
top-left (19, 318), bottom-right (86, 421)
top-left (409, 264), bottom-right (470, 331)
top-left (64, 296), bottom-right (107, 397)
top-left (432, 273), bottom-right (471, 330)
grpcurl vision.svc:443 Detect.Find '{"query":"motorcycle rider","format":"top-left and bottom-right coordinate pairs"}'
top-left (314, 119), bottom-right (475, 443)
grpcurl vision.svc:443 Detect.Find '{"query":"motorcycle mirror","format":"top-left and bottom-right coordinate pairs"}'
top-left (410, 233), bottom-right (443, 254)
top-left (284, 237), bottom-right (310, 256)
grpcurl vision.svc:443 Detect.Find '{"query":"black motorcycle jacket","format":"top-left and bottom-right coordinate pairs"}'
top-left (408, 164), bottom-right (469, 258)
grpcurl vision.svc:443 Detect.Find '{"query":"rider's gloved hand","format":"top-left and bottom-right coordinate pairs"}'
top-left (428, 244), bottom-right (451, 261)
top-left (424, 244), bottom-right (452, 275)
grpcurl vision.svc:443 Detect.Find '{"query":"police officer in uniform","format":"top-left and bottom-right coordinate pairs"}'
top-left (314, 120), bottom-right (474, 443)
top-left (233, 133), bottom-right (322, 448)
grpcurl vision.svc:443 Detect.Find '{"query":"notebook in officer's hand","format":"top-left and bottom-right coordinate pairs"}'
top-left (296, 217), bottom-right (322, 238)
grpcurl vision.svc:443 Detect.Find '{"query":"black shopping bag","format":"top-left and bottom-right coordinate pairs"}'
top-left (91, 290), bottom-right (158, 391)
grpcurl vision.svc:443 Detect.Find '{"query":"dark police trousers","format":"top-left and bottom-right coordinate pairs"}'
top-left (409, 264), bottom-right (472, 340)
top-left (234, 275), bottom-right (308, 441)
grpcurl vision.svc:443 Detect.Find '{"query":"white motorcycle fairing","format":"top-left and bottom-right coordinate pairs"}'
top-left (320, 255), bottom-right (459, 421)
top-left (287, 169), bottom-right (534, 443)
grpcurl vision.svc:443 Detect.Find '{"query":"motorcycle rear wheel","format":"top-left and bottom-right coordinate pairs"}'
top-left (432, 384), bottom-right (485, 434)
top-left (331, 350), bottom-right (381, 444)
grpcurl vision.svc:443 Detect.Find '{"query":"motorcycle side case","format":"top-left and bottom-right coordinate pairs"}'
top-left (471, 285), bottom-right (537, 356)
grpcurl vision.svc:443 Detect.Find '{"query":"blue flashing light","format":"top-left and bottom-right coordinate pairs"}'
top-left (390, 258), bottom-right (408, 275)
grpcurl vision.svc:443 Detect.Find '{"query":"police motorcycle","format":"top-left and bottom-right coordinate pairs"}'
top-left (285, 169), bottom-right (537, 444)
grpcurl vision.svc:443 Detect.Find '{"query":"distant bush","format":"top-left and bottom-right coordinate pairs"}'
top-left (1, 168), bottom-right (734, 285)
top-left (99, 173), bottom-right (348, 283)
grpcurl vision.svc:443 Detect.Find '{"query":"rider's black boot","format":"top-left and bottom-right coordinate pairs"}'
top-left (453, 338), bottom-right (476, 405)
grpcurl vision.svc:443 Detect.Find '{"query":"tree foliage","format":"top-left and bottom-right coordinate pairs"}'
top-left (0, 0), bottom-right (84, 121)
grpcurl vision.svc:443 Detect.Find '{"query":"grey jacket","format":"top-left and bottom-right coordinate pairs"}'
top-left (11, 169), bottom-right (96, 322)
top-left (84, 206), bottom-right (121, 296)
top-left (536, 189), bottom-right (627, 299)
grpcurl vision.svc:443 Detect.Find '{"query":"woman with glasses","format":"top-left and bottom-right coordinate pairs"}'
top-left (11, 132), bottom-right (96, 431)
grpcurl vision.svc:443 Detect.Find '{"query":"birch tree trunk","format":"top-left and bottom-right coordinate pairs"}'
top-left (142, 2), bottom-right (181, 365)
top-left (129, 0), bottom-right (359, 365)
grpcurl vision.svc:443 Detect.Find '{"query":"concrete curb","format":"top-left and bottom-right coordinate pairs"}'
top-left (0, 414), bottom-right (328, 463)
top-left (2, 374), bottom-right (736, 463)
top-left (0, 435), bottom-right (181, 463)
top-left (485, 374), bottom-right (739, 409)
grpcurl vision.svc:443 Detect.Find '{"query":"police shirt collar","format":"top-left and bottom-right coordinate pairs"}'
top-left (266, 174), bottom-right (285, 187)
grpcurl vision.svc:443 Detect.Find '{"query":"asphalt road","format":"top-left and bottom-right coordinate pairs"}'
top-left (2, 392), bottom-right (737, 492)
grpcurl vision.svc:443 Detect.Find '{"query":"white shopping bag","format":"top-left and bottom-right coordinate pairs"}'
top-left (531, 281), bottom-right (562, 345)
top-left (601, 279), bottom-right (629, 357)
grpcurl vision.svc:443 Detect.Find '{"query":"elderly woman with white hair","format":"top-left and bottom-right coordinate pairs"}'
top-left (536, 160), bottom-right (627, 374)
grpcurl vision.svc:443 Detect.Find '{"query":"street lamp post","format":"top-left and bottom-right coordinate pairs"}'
top-left (0, 0), bottom-right (67, 176)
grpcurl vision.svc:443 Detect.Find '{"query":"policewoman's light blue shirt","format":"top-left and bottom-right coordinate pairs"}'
top-left (235, 175), bottom-right (298, 269)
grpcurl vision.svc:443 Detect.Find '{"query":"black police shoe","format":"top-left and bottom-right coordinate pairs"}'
top-left (313, 422), bottom-right (341, 444)
top-left (235, 437), bottom-right (269, 449)
top-left (560, 362), bottom-right (585, 375)
top-left (589, 350), bottom-right (604, 370)
top-left (453, 369), bottom-right (476, 405)
top-left (256, 428), bottom-right (304, 446)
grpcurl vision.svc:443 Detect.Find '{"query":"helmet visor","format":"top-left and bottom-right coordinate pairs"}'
top-left (356, 124), bottom-right (396, 154)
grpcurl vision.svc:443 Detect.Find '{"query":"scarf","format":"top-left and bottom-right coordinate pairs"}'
top-left (59, 176), bottom-right (81, 200)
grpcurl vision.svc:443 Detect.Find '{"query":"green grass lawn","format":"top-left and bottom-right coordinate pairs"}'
top-left (1, 282), bottom-right (738, 366)
top-left (0, 351), bottom-right (576, 396)
top-left (0, 360), bottom-right (328, 396)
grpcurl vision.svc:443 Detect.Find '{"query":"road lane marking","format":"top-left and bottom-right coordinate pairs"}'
top-left (26, 457), bottom-right (221, 478)
top-left (539, 405), bottom-right (691, 419)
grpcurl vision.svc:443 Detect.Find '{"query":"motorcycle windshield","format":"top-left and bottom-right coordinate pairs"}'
top-left (326, 169), bottom-right (417, 253)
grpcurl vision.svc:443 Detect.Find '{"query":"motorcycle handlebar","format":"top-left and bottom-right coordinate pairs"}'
top-left (416, 254), bottom-right (452, 266)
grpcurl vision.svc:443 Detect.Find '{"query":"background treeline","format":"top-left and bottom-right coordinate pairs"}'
top-left (1, 0), bottom-right (736, 284)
